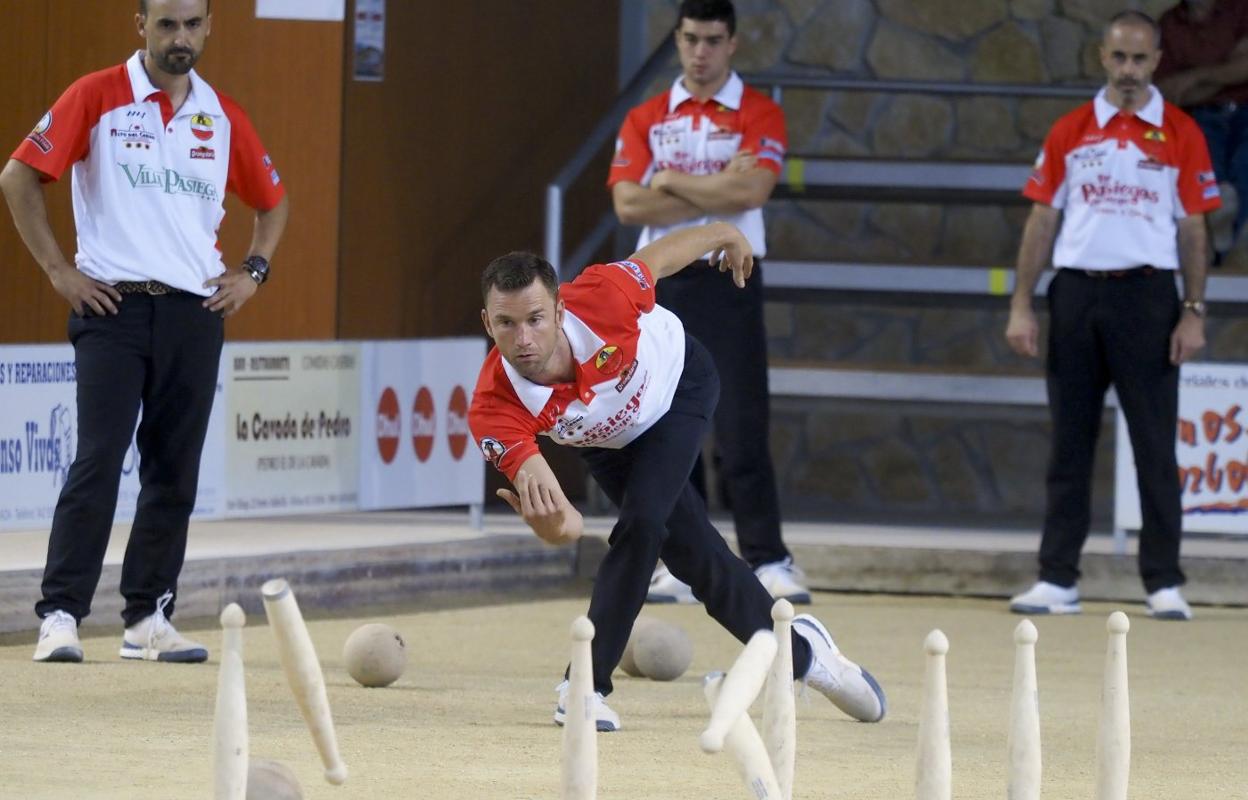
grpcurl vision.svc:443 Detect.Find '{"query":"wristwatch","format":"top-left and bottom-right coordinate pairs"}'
top-left (1182, 299), bottom-right (1206, 318)
top-left (243, 255), bottom-right (270, 285)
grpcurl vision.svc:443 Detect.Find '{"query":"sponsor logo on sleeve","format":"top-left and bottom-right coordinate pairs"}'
top-left (26, 111), bottom-right (53, 153)
top-left (1198, 170), bottom-right (1217, 185)
top-left (611, 137), bottom-right (630, 168)
top-left (479, 436), bottom-right (509, 468)
top-left (610, 260), bottom-right (650, 289)
top-left (1204, 184), bottom-right (1222, 199)
top-left (190, 112), bottom-right (214, 141)
top-left (759, 136), bottom-right (786, 162)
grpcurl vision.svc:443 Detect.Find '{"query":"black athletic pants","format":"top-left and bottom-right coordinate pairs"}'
top-left (1039, 268), bottom-right (1185, 593)
top-left (655, 260), bottom-right (788, 568)
top-left (579, 335), bottom-right (812, 696)
top-left (36, 293), bottom-right (224, 627)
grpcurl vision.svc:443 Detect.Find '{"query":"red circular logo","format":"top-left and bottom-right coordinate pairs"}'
top-left (376, 387), bottom-right (400, 464)
top-left (447, 386), bottom-right (469, 461)
top-left (412, 387), bottom-right (435, 463)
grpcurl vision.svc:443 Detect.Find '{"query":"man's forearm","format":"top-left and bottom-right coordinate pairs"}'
top-left (1177, 215), bottom-right (1209, 302)
top-left (0, 159), bottom-right (73, 277)
top-left (1011, 205), bottom-right (1060, 309)
top-left (633, 221), bottom-right (743, 279)
top-left (245, 194), bottom-right (290, 261)
top-left (613, 182), bottom-right (704, 226)
top-left (659, 168), bottom-right (776, 214)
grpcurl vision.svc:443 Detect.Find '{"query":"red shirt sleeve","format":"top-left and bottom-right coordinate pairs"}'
top-left (607, 104), bottom-right (655, 187)
top-left (11, 78), bottom-right (96, 182)
top-left (739, 95), bottom-right (786, 176)
top-left (565, 259), bottom-right (656, 317)
top-left (220, 93), bottom-right (285, 211)
top-left (1174, 113), bottom-right (1221, 215)
top-left (1022, 117), bottom-right (1072, 207)
top-left (468, 393), bottom-right (539, 481)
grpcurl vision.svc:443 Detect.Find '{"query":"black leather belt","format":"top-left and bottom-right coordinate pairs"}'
top-left (113, 280), bottom-right (180, 295)
top-left (1079, 266), bottom-right (1157, 279)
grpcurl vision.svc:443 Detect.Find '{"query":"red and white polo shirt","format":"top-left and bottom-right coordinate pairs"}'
top-left (468, 259), bottom-right (685, 481)
top-left (608, 71), bottom-right (786, 257)
top-left (1024, 87), bottom-right (1219, 270)
top-left (11, 51), bottom-right (285, 296)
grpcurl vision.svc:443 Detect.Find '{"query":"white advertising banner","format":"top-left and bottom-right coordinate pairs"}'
top-left (0, 344), bottom-right (226, 532)
top-left (358, 339), bottom-right (486, 510)
top-left (1115, 362), bottom-right (1248, 535)
top-left (225, 342), bottom-right (361, 516)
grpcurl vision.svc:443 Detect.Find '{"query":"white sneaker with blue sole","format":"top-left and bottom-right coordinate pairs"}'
top-left (33, 610), bottom-right (84, 663)
top-left (1146, 586), bottom-right (1192, 621)
top-left (553, 679), bottom-right (621, 732)
top-left (119, 591), bottom-right (208, 663)
top-left (1009, 581), bottom-right (1082, 615)
top-left (793, 613), bottom-right (886, 723)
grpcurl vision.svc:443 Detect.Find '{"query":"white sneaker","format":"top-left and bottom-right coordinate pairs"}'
top-left (1009, 581), bottom-right (1082, 615)
top-left (793, 614), bottom-right (886, 723)
top-left (753, 557), bottom-right (812, 604)
top-left (646, 563), bottom-right (698, 605)
top-left (553, 679), bottom-right (621, 732)
top-left (33, 610), bottom-right (84, 663)
top-left (119, 591), bottom-right (208, 663)
top-left (1146, 586), bottom-right (1193, 621)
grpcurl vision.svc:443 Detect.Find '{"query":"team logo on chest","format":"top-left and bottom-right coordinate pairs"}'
top-left (110, 122), bottom-right (156, 150)
top-left (594, 345), bottom-right (623, 374)
top-left (190, 113), bottom-right (214, 141)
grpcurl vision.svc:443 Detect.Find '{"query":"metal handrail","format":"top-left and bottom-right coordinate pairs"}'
top-left (544, 37), bottom-right (676, 276)
top-left (544, 45), bottom-right (1102, 276)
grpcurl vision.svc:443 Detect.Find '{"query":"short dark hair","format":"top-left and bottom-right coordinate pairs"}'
top-left (481, 252), bottom-right (559, 303)
top-left (1105, 10), bottom-right (1160, 47)
top-left (140, 0), bottom-right (211, 15)
top-left (677, 0), bottom-right (736, 37)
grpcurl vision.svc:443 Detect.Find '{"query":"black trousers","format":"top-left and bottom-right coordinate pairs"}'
top-left (1040, 269), bottom-right (1185, 593)
top-left (655, 260), bottom-right (788, 567)
top-left (579, 335), bottom-right (812, 696)
top-left (36, 293), bottom-right (224, 627)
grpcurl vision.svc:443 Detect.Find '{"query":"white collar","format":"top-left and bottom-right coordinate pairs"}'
top-left (668, 70), bottom-right (745, 113)
top-left (125, 50), bottom-right (223, 116)
top-left (500, 310), bottom-right (604, 418)
top-left (1093, 85), bottom-right (1163, 128)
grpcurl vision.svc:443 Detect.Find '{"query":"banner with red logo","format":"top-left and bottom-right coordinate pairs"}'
top-left (0, 344), bottom-right (226, 531)
top-left (358, 339), bottom-right (485, 510)
top-left (224, 342), bottom-right (361, 516)
top-left (1115, 362), bottom-right (1248, 535)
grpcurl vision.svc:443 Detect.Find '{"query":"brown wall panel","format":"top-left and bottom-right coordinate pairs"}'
top-left (0, 1), bottom-right (343, 343)
top-left (338, 0), bottom-right (621, 339)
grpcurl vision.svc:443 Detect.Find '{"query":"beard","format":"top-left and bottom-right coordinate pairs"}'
top-left (158, 47), bottom-right (199, 75)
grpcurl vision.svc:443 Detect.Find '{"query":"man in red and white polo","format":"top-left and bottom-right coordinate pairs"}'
top-left (1005, 10), bottom-right (1217, 621)
top-left (470, 222), bottom-right (886, 730)
top-left (0, 0), bottom-right (289, 663)
top-left (608, 0), bottom-right (807, 608)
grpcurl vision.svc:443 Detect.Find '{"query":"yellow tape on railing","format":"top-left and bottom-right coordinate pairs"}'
top-left (786, 157), bottom-right (805, 193)
top-left (988, 267), bottom-right (1009, 295)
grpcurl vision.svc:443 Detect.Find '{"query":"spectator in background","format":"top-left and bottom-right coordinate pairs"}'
top-left (1155, 0), bottom-right (1248, 266)
top-left (607, 0), bottom-right (809, 605)
top-left (1005, 11), bottom-right (1214, 621)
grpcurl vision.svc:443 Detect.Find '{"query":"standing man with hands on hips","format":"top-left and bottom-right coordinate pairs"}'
top-left (608, 0), bottom-right (808, 606)
top-left (1005, 11), bottom-right (1214, 621)
top-left (0, 0), bottom-right (289, 663)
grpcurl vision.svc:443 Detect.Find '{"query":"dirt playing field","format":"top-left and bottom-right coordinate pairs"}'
top-left (0, 592), bottom-right (1244, 799)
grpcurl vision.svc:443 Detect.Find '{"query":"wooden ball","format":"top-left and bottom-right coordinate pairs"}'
top-left (343, 623), bottom-right (407, 688)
